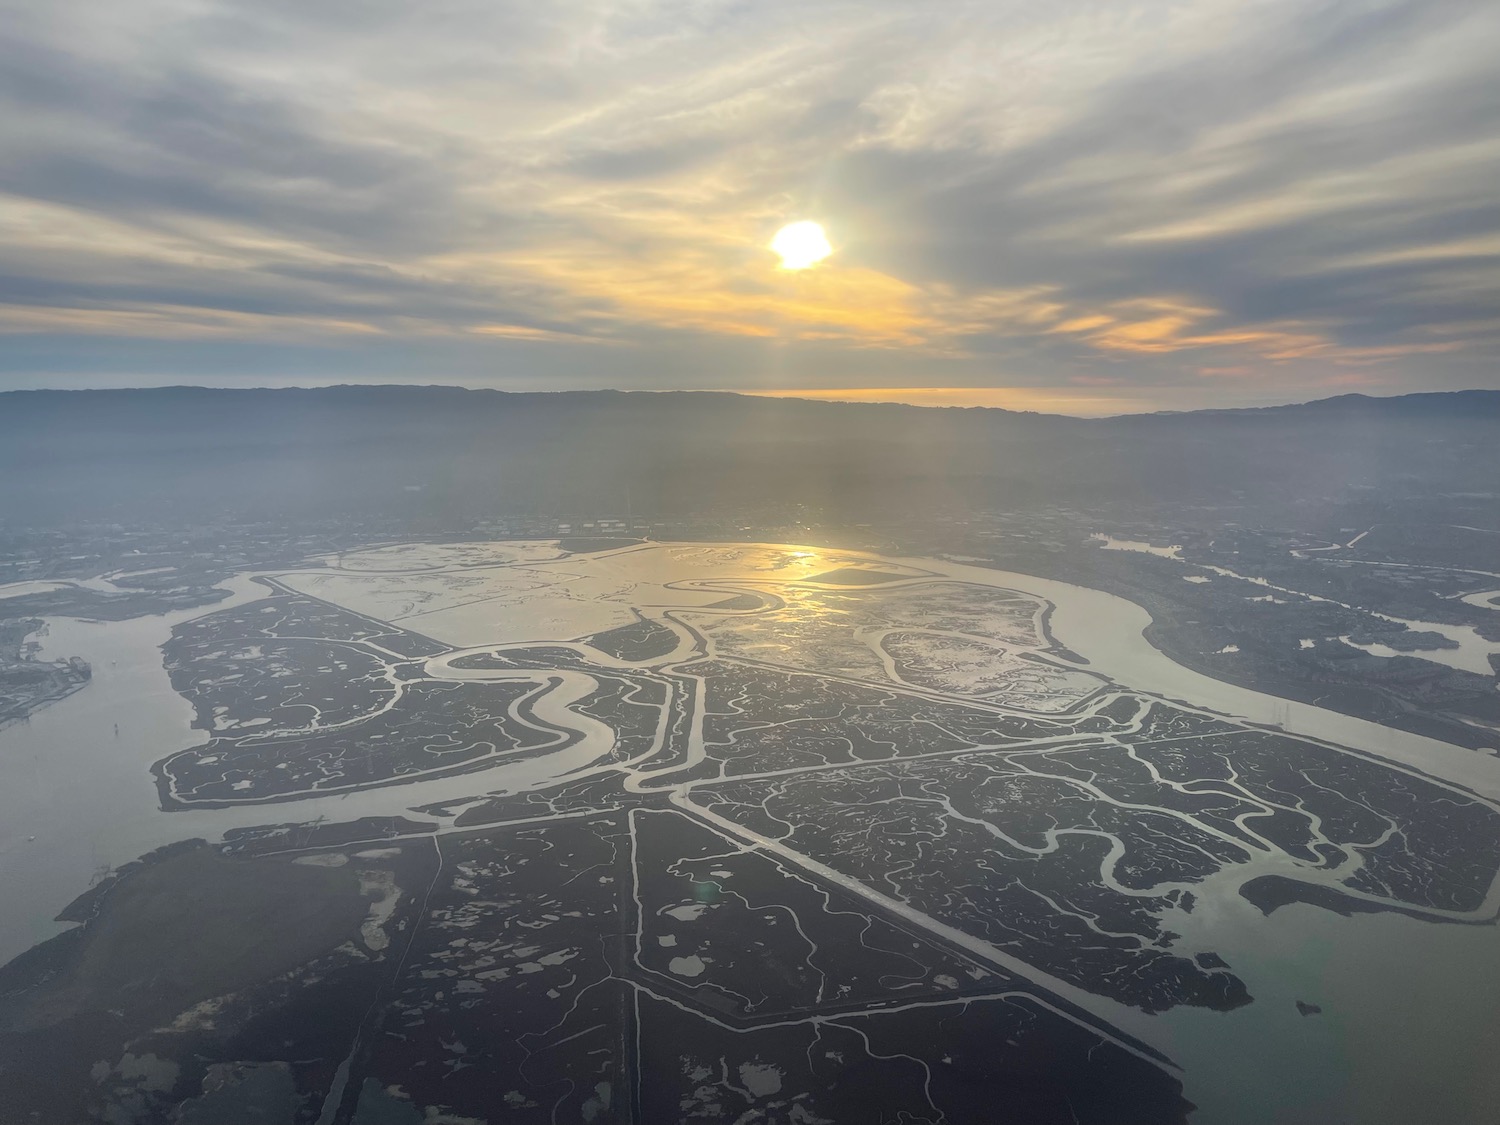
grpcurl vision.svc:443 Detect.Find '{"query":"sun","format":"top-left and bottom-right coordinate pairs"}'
top-left (770, 221), bottom-right (832, 270)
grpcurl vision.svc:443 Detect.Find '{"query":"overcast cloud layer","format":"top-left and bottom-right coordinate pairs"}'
top-left (1, 0), bottom-right (1496, 412)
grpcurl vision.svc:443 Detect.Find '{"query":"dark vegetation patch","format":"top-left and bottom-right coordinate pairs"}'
top-left (636, 989), bottom-right (1192, 1125)
top-left (0, 839), bottom-right (434, 1125)
top-left (805, 567), bottom-right (909, 585)
top-left (1237, 874), bottom-right (1483, 925)
top-left (156, 679), bottom-right (565, 807)
top-left (220, 815), bottom-right (438, 859)
top-left (705, 592), bottom-right (766, 610)
top-left (557, 537), bottom-right (643, 554)
top-left (585, 616), bottom-right (679, 661)
top-left (0, 844), bottom-right (367, 1034)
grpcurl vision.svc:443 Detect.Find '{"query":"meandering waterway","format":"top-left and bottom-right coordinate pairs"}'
top-left (3, 543), bottom-right (1498, 1124)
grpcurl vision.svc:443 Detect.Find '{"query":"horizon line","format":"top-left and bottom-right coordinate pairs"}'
top-left (0, 381), bottom-right (1493, 420)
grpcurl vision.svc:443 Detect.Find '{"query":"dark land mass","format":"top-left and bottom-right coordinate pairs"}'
top-left (1238, 874), bottom-right (1490, 925)
top-left (337, 811), bottom-right (1190, 1124)
top-left (806, 566), bottom-right (910, 584)
top-left (2, 386), bottom-right (1497, 524)
top-left (0, 840), bottom-right (438, 1125)
top-left (154, 590), bottom-right (586, 808)
top-left (0, 583), bottom-right (229, 624)
top-left (155, 677), bottom-right (572, 808)
top-left (219, 816), bottom-right (439, 859)
top-left (0, 811), bottom-right (1192, 1125)
top-left (977, 538), bottom-right (1500, 752)
top-left (0, 615), bottom-right (90, 726)
top-left (2, 385), bottom-right (1496, 741)
top-left (635, 988), bottom-right (1193, 1125)
top-left (1, 386), bottom-right (1498, 1122)
top-left (557, 536), bottom-right (645, 554)
top-left (584, 615), bottom-right (681, 661)
top-left (0, 846), bottom-right (367, 1033)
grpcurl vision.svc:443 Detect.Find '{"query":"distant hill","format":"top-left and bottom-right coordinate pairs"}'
top-left (1, 386), bottom-right (1496, 523)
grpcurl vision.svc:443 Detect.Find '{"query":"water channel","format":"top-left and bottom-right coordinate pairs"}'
top-left (2, 544), bottom-right (1497, 1124)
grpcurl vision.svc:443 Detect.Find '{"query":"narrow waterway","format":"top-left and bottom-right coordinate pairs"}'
top-left (919, 555), bottom-right (1500, 1125)
top-left (1093, 535), bottom-right (1500, 677)
top-left (0, 576), bottom-right (616, 963)
top-left (1155, 866), bottom-right (1500, 1125)
top-left (2, 544), bottom-right (1498, 1125)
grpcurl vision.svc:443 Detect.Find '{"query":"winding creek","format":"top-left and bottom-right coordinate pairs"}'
top-left (2, 544), bottom-right (1498, 1124)
top-left (1093, 534), bottom-right (1500, 678)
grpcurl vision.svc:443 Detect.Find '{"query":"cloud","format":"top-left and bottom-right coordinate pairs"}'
top-left (743, 385), bottom-right (1144, 416)
top-left (0, 0), bottom-right (1495, 410)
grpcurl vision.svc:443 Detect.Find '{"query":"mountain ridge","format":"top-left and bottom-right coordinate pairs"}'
top-left (2, 383), bottom-right (1496, 423)
top-left (2, 384), bottom-right (1494, 524)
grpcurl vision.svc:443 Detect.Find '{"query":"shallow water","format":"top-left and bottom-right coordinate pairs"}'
top-left (1191, 562), bottom-right (1498, 677)
top-left (0, 580), bottom-right (70, 602)
top-left (926, 555), bottom-right (1500, 800)
top-left (3, 543), bottom-right (1499, 1124)
top-left (1155, 868), bottom-right (1500, 1125)
top-left (0, 578), bottom-right (263, 958)
top-left (920, 556), bottom-right (1500, 1124)
top-left (1461, 589), bottom-right (1500, 612)
top-left (1092, 533), bottom-right (1183, 558)
top-left (1091, 536), bottom-right (1500, 677)
top-left (0, 574), bottom-right (618, 963)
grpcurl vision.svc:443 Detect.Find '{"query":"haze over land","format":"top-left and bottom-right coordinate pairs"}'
top-left (4, 385), bottom-right (1497, 522)
top-left (2, 386), bottom-right (1499, 1124)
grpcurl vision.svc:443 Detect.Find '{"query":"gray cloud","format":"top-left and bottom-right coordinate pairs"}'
top-left (817, 1), bottom-right (1500, 353)
top-left (0, 41), bottom-right (488, 257)
top-left (0, 0), bottom-right (1496, 409)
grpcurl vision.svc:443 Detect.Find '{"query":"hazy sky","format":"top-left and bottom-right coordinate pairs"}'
top-left (2, 0), bottom-right (1496, 413)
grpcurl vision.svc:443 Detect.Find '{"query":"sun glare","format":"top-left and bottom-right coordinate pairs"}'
top-left (771, 221), bottom-right (832, 270)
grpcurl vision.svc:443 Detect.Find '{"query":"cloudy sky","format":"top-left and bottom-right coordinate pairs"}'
top-left (1, 0), bottom-right (1496, 413)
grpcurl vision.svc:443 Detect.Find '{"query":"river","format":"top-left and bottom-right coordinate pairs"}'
top-left (922, 554), bottom-right (1500, 1125)
top-left (1091, 535), bottom-right (1500, 678)
top-left (2, 543), bottom-right (1497, 1124)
